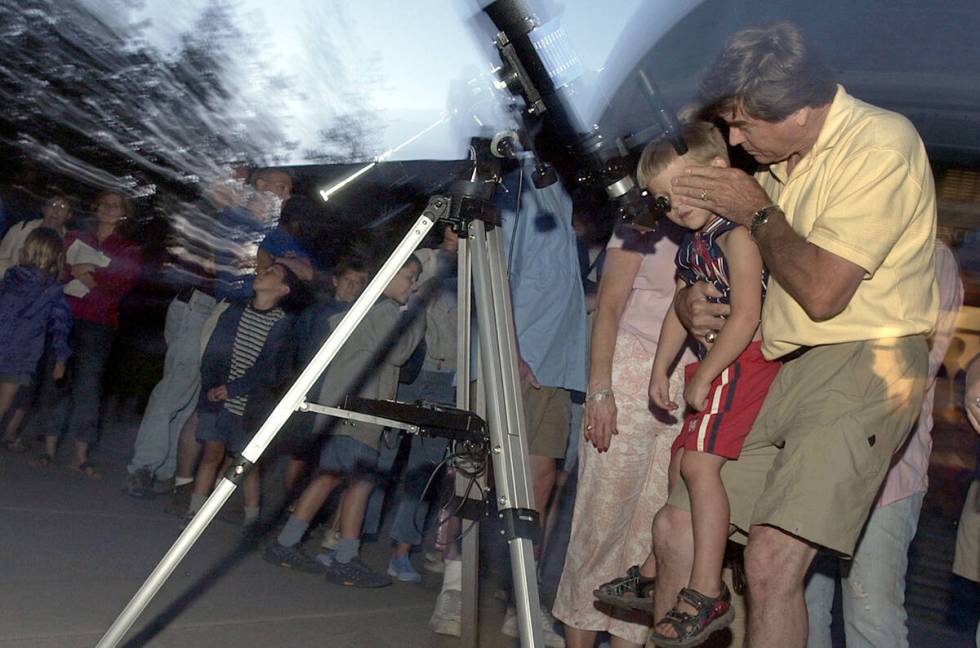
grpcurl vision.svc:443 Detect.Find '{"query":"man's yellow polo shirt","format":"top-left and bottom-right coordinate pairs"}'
top-left (758, 85), bottom-right (939, 359)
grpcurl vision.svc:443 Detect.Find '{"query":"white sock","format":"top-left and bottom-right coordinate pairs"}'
top-left (174, 476), bottom-right (193, 487)
top-left (441, 559), bottom-right (462, 594)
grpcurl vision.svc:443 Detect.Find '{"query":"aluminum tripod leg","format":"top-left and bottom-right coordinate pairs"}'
top-left (455, 225), bottom-right (481, 648)
top-left (96, 210), bottom-right (439, 648)
top-left (461, 218), bottom-right (543, 648)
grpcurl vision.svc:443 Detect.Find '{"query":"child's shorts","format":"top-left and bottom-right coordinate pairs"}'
top-left (672, 340), bottom-right (780, 460)
top-left (196, 408), bottom-right (249, 454)
top-left (318, 434), bottom-right (385, 481)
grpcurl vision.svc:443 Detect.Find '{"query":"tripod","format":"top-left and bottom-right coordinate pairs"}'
top-left (97, 144), bottom-right (545, 648)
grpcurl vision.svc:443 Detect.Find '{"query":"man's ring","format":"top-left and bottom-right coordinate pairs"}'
top-left (974, 396), bottom-right (980, 406)
top-left (705, 331), bottom-right (717, 343)
top-left (700, 190), bottom-right (708, 201)
top-left (586, 424), bottom-right (594, 430)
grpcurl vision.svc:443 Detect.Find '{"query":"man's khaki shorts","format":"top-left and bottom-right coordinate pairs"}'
top-left (521, 382), bottom-right (571, 459)
top-left (667, 336), bottom-right (928, 557)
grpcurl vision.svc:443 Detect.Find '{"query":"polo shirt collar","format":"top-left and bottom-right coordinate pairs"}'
top-left (766, 84), bottom-right (851, 184)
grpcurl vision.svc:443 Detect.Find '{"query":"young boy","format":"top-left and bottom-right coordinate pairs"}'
top-left (264, 255), bottom-right (425, 588)
top-left (280, 254), bottom-right (371, 494)
top-left (186, 263), bottom-right (300, 530)
top-left (642, 122), bottom-right (779, 646)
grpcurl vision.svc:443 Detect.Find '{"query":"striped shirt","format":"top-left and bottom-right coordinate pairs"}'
top-left (224, 304), bottom-right (285, 416)
top-left (676, 216), bottom-right (768, 359)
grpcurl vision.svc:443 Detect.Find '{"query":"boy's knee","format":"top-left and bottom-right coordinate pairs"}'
top-left (202, 442), bottom-right (225, 464)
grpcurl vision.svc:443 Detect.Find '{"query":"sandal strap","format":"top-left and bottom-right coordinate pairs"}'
top-left (600, 565), bottom-right (642, 595)
top-left (677, 584), bottom-right (730, 612)
top-left (653, 584), bottom-right (733, 643)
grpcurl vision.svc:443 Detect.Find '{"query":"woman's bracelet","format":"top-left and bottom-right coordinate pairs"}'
top-left (586, 388), bottom-right (614, 402)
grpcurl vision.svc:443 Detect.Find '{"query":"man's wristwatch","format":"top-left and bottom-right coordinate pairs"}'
top-left (749, 204), bottom-right (779, 237)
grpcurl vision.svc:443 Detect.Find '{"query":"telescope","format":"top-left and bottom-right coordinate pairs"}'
top-left (484, 0), bottom-right (687, 228)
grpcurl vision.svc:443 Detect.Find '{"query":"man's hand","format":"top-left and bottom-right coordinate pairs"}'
top-left (674, 283), bottom-right (730, 346)
top-left (671, 166), bottom-right (772, 227)
top-left (52, 362), bottom-right (66, 381)
top-left (207, 385), bottom-right (228, 402)
top-left (518, 356), bottom-right (540, 389)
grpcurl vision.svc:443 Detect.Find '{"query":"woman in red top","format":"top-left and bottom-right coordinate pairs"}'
top-left (35, 191), bottom-right (141, 477)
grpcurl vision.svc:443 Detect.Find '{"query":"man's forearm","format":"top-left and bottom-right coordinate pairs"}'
top-left (753, 208), bottom-right (832, 320)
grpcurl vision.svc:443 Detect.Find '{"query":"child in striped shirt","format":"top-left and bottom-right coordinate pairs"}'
top-left (186, 263), bottom-right (300, 529)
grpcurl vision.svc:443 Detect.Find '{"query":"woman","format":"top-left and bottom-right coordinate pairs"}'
top-left (35, 191), bottom-right (141, 477)
top-left (553, 221), bottom-right (694, 648)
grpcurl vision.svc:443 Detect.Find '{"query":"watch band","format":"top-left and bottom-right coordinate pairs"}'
top-left (750, 204), bottom-right (778, 237)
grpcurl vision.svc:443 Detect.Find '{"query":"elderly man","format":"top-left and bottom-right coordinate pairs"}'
top-left (651, 22), bottom-right (938, 647)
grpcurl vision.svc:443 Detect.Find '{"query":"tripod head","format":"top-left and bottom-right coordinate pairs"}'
top-left (442, 136), bottom-right (506, 235)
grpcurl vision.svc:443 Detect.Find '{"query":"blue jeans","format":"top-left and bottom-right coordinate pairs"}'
top-left (362, 369), bottom-right (455, 537)
top-left (804, 491), bottom-right (924, 648)
top-left (44, 320), bottom-right (115, 444)
top-left (388, 434), bottom-right (450, 546)
top-left (128, 291), bottom-right (217, 479)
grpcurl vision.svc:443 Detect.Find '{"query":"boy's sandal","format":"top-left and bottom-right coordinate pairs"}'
top-left (592, 565), bottom-right (656, 612)
top-left (649, 583), bottom-right (734, 648)
top-left (70, 461), bottom-right (103, 480)
top-left (30, 453), bottom-right (56, 468)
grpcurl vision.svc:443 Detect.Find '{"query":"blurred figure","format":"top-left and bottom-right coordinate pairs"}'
top-left (264, 256), bottom-right (425, 588)
top-left (280, 254), bottom-right (371, 496)
top-left (958, 353), bottom-right (980, 648)
top-left (0, 229), bottom-right (71, 451)
top-left (804, 239), bottom-right (963, 648)
top-left (0, 191), bottom-right (73, 449)
top-left (0, 191), bottom-right (71, 275)
top-left (383, 224), bottom-right (459, 584)
top-left (125, 168), bottom-right (293, 502)
top-left (184, 263), bottom-right (298, 532)
top-left (34, 191), bottom-right (141, 477)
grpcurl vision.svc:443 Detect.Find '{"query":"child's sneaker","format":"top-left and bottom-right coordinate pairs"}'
top-left (387, 554), bottom-right (423, 583)
top-left (501, 604), bottom-right (566, 647)
top-left (164, 483), bottom-right (193, 516)
top-left (423, 550), bottom-right (445, 574)
top-left (263, 542), bottom-right (328, 574)
top-left (429, 589), bottom-right (461, 636)
top-left (325, 557), bottom-right (392, 588)
top-left (121, 469), bottom-right (154, 499)
top-left (315, 551), bottom-right (335, 568)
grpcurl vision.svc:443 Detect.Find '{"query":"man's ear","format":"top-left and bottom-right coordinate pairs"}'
top-left (710, 156), bottom-right (728, 169)
top-left (794, 106), bottom-right (810, 127)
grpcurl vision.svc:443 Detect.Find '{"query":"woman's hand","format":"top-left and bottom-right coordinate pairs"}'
top-left (584, 393), bottom-right (617, 453)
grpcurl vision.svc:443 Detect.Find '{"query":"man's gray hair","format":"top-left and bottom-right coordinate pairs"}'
top-left (700, 21), bottom-right (837, 123)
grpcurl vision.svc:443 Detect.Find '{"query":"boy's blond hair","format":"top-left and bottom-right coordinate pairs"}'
top-left (19, 227), bottom-right (64, 277)
top-left (636, 121), bottom-right (729, 189)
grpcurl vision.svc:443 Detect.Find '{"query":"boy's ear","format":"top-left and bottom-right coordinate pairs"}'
top-left (710, 156), bottom-right (728, 168)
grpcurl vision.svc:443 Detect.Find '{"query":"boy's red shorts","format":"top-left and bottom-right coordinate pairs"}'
top-left (672, 340), bottom-right (780, 460)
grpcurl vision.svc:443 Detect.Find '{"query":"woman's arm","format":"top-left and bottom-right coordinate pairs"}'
top-left (685, 227), bottom-right (763, 411)
top-left (583, 247), bottom-right (642, 452)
